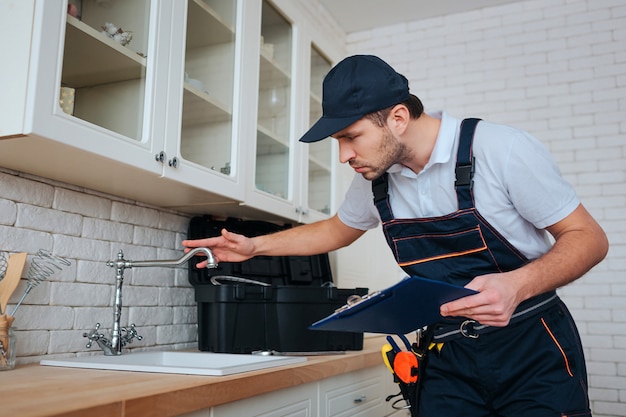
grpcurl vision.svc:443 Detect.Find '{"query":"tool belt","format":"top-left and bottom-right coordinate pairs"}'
top-left (432, 291), bottom-right (560, 342)
top-left (382, 292), bottom-right (559, 415)
top-left (382, 329), bottom-right (434, 416)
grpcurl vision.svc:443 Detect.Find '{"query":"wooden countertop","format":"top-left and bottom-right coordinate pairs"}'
top-left (0, 337), bottom-right (386, 417)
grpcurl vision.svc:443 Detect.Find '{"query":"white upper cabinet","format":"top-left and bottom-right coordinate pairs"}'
top-left (0, 0), bottom-right (345, 222)
top-left (0, 0), bottom-right (168, 203)
top-left (163, 0), bottom-right (250, 209)
top-left (179, 0), bottom-right (237, 178)
top-left (246, 0), bottom-right (340, 223)
top-left (245, 0), bottom-right (298, 221)
top-left (303, 45), bottom-right (335, 223)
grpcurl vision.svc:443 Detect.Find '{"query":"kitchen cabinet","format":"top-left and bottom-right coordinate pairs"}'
top-left (211, 381), bottom-right (316, 417)
top-left (179, 366), bottom-right (399, 417)
top-left (1, 0), bottom-right (165, 200)
top-left (245, 0), bottom-right (339, 223)
top-left (163, 0), bottom-right (253, 207)
top-left (318, 366), bottom-right (397, 416)
top-left (0, 0), bottom-right (239, 212)
top-left (303, 45), bottom-right (335, 221)
top-left (0, 0), bottom-right (345, 222)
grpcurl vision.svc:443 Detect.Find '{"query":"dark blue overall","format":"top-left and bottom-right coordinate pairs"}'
top-left (372, 119), bottom-right (591, 417)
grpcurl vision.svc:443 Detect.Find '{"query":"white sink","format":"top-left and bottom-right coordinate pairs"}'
top-left (40, 351), bottom-right (306, 376)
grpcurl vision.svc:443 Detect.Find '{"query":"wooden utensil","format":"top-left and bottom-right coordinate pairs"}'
top-left (0, 252), bottom-right (27, 315)
top-left (0, 313), bottom-right (14, 367)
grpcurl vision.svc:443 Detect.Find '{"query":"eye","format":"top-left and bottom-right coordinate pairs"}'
top-left (334, 132), bottom-right (359, 144)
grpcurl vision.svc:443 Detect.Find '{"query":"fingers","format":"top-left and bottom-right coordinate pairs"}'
top-left (438, 273), bottom-right (523, 327)
top-left (182, 229), bottom-right (234, 250)
top-left (181, 238), bottom-right (211, 248)
top-left (440, 292), bottom-right (484, 318)
top-left (440, 290), bottom-right (514, 327)
top-left (195, 259), bottom-right (209, 269)
top-left (220, 228), bottom-right (242, 248)
top-left (181, 229), bottom-right (253, 265)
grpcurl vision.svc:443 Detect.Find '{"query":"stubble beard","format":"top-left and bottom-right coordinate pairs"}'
top-left (360, 128), bottom-right (409, 181)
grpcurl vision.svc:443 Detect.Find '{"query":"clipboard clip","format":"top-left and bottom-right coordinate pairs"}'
top-left (334, 291), bottom-right (381, 313)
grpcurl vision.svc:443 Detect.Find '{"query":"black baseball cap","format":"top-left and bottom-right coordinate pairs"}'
top-left (299, 55), bottom-right (410, 143)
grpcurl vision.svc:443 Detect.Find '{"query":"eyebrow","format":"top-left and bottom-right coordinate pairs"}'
top-left (333, 130), bottom-right (356, 140)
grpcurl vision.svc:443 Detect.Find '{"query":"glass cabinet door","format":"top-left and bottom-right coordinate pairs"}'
top-left (60, 0), bottom-right (151, 140)
top-left (307, 46), bottom-right (333, 215)
top-left (255, 1), bottom-right (292, 200)
top-left (180, 0), bottom-right (238, 176)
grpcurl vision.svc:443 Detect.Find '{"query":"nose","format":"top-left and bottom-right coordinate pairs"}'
top-left (338, 139), bottom-right (356, 164)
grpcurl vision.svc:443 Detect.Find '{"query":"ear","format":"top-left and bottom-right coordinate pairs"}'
top-left (388, 104), bottom-right (410, 135)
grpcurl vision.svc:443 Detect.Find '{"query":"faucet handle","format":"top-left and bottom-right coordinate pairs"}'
top-left (121, 323), bottom-right (143, 346)
top-left (83, 323), bottom-right (107, 349)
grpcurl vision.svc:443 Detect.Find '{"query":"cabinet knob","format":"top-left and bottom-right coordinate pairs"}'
top-left (353, 395), bottom-right (366, 404)
top-left (168, 157), bottom-right (179, 168)
top-left (155, 151), bottom-right (166, 164)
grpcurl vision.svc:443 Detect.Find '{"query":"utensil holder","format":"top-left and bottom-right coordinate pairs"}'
top-left (0, 327), bottom-right (16, 370)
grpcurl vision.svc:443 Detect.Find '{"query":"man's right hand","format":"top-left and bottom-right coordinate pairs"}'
top-left (182, 215), bottom-right (366, 268)
top-left (182, 228), bottom-right (255, 268)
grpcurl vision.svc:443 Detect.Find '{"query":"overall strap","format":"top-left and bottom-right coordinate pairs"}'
top-left (373, 118), bottom-right (482, 219)
top-left (455, 118), bottom-right (482, 210)
top-left (372, 173), bottom-right (394, 222)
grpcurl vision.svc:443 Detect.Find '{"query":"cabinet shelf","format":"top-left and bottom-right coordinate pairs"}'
top-left (308, 155), bottom-right (331, 172)
top-left (256, 125), bottom-right (289, 150)
top-left (255, 129), bottom-right (289, 199)
top-left (182, 82), bottom-right (231, 125)
top-left (62, 15), bottom-right (146, 88)
top-left (186, 0), bottom-right (235, 49)
top-left (259, 53), bottom-right (290, 85)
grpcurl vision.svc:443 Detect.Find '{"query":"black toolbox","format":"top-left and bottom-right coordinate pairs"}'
top-left (188, 216), bottom-right (368, 353)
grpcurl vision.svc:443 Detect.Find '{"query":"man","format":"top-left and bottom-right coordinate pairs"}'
top-left (183, 55), bottom-right (608, 416)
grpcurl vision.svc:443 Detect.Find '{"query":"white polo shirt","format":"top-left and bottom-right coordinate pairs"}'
top-left (337, 111), bottom-right (579, 260)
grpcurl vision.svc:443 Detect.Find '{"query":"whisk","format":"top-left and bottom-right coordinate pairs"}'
top-left (9, 249), bottom-right (71, 316)
top-left (0, 252), bottom-right (7, 280)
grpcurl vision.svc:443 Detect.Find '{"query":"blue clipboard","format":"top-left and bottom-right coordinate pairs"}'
top-left (310, 276), bottom-right (477, 335)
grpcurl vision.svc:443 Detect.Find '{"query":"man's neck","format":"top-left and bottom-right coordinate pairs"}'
top-left (401, 114), bottom-right (441, 174)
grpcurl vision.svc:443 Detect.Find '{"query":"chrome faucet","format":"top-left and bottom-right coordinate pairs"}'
top-left (84, 248), bottom-right (218, 356)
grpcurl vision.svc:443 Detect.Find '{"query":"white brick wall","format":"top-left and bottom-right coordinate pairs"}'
top-left (0, 169), bottom-right (193, 362)
top-left (346, 0), bottom-right (625, 415)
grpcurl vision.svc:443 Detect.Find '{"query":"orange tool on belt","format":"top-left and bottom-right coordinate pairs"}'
top-left (381, 334), bottom-right (421, 414)
top-left (394, 351), bottom-right (419, 383)
top-left (386, 334), bottom-right (419, 383)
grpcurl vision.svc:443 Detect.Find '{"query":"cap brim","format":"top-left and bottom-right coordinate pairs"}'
top-left (299, 114), bottom-right (363, 143)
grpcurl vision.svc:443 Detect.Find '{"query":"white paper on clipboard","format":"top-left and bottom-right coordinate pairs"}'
top-left (309, 276), bottom-right (477, 335)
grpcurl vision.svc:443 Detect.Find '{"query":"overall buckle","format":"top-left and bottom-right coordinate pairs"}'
top-left (459, 320), bottom-right (479, 338)
top-left (455, 157), bottom-right (475, 188)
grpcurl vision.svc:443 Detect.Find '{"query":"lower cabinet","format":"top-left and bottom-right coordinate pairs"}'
top-left (213, 381), bottom-right (315, 417)
top-left (178, 366), bottom-right (402, 417)
top-left (319, 367), bottom-right (389, 417)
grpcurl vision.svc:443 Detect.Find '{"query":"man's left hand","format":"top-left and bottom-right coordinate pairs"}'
top-left (439, 272), bottom-right (523, 327)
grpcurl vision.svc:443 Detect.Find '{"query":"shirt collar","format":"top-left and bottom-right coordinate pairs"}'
top-left (388, 111), bottom-right (460, 178)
